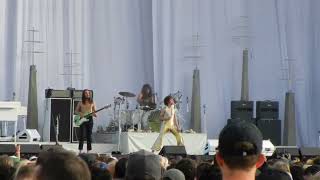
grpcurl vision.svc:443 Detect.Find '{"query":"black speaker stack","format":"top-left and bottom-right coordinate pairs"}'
top-left (48, 98), bottom-right (72, 142)
top-left (45, 89), bottom-right (93, 143)
top-left (230, 100), bottom-right (281, 145)
top-left (230, 101), bottom-right (255, 124)
top-left (256, 101), bottom-right (279, 120)
top-left (273, 147), bottom-right (320, 158)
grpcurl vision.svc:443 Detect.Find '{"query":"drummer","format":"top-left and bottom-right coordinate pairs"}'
top-left (137, 83), bottom-right (156, 109)
top-left (136, 84), bottom-right (156, 130)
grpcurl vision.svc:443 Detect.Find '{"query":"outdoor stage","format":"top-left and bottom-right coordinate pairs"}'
top-left (0, 132), bottom-right (207, 155)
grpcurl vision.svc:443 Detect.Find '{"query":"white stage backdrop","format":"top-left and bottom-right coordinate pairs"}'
top-left (0, 0), bottom-right (320, 147)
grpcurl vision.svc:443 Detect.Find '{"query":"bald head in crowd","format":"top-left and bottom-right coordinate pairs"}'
top-left (34, 151), bottom-right (91, 180)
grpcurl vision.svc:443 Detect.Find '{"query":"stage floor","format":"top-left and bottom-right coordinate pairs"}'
top-left (0, 141), bottom-right (118, 154)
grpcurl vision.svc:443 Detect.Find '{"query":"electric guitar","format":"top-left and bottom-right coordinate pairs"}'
top-left (74, 104), bottom-right (111, 126)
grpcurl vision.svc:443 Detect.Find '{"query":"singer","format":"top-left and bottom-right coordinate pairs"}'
top-left (151, 95), bottom-right (184, 152)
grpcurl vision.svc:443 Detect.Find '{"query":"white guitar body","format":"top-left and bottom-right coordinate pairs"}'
top-left (73, 115), bottom-right (90, 127)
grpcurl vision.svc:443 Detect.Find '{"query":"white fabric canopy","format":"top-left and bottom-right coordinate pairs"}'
top-left (0, 0), bottom-right (320, 146)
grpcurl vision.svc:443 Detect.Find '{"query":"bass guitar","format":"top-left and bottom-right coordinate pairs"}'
top-left (73, 104), bottom-right (111, 126)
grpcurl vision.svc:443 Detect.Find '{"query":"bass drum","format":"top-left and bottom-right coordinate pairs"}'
top-left (132, 110), bottom-right (152, 130)
top-left (131, 110), bottom-right (142, 126)
top-left (119, 110), bottom-right (134, 126)
top-left (148, 109), bottom-right (161, 132)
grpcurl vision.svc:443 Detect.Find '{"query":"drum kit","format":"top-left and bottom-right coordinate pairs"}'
top-left (109, 91), bottom-right (161, 132)
top-left (106, 90), bottom-right (186, 152)
top-left (108, 90), bottom-right (185, 133)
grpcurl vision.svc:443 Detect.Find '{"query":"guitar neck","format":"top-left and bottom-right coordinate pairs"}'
top-left (93, 107), bottom-right (106, 114)
top-left (85, 105), bottom-right (110, 117)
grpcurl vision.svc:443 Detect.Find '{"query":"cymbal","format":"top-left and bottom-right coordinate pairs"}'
top-left (119, 91), bottom-right (136, 97)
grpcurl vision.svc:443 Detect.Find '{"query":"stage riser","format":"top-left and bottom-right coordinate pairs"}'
top-left (0, 142), bottom-right (319, 160)
top-left (0, 144), bottom-right (40, 154)
top-left (120, 132), bottom-right (207, 155)
top-left (0, 142), bottom-right (117, 155)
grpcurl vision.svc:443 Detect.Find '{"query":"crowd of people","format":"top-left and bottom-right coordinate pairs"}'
top-left (1, 121), bottom-right (320, 180)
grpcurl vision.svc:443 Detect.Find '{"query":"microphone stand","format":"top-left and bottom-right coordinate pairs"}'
top-left (186, 97), bottom-right (189, 112)
top-left (203, 104), bottom-right (207, 133)
top-left (55, 114), bottom-right (60, 145)
top-left (116, 102), bottom-right (122, 154)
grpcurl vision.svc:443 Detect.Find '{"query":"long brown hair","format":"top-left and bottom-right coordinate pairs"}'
top-left (141, 84), bottom-right (153, 98)
top-left (81, 89), bottom-right (93, 104)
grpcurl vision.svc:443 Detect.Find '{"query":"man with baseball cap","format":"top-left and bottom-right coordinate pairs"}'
top-left (216, 121), bottom-right (266, 180)
top-left (126, 149), bottom-right (162, 180)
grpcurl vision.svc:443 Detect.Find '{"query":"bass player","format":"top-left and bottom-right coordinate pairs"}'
top-left (75, 89), bottom-right (97, 153)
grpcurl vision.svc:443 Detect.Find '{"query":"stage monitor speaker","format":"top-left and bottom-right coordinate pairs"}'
top-left (159, 146), bottom-right (187, 157)
top-left (20, 144), bottom-right (40, 154)
top-left (300, 147), bottom-right (320, 157)
top-left (207, 139), bottom-right (275, 157)
top-left (256, 101), bottom-right (279, 120)
top-left (40, 144), bottom-right (64, 152)
top-left (17, 129), bottom-right (41, 142)
top-left (195, 155), bottom-right (215, 163)
top-left (0, 144), bottom-right (15, 154)
top-left (49, 98), bottom-right (72, 142)
top-left (45, 89), bottom-right (71, 98)
top-left (206, 139), bottom-right (218, 155)
top-left (231, 101), bottom-right (254, 120)
top-left (256, 119), bottom-right (281, 146)
top-left (274, 147), bottom-right (300, 157)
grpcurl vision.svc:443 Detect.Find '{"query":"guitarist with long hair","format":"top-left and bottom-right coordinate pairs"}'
top-left (75, 89), bottom-right (97, 153)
